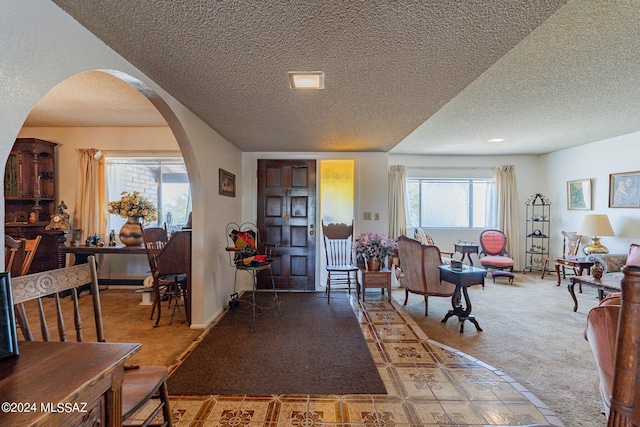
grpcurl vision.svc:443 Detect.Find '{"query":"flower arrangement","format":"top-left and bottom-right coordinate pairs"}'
top-left (353, 232), bottom-right (397, 261)
top-left (107, 191), bottom-right (157, 224)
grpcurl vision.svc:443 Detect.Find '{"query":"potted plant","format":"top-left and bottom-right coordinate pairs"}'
top-left (353, 232), bottom-right (397, 271)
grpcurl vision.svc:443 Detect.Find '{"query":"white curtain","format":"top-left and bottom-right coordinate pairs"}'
top-left (495, 165), bottom-right (520, 270)
top-left (74, 149), bottom-right (106, 241)
top-left (388, 165), bottom-right (407, 238)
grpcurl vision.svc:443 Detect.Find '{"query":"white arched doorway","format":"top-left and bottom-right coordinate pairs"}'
top-left (13, 69), bottom-right (204, 326)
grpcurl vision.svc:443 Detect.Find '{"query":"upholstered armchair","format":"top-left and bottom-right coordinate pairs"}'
top-left (584, 292), bottom-right (620, 418)
top-left (397, 235), bottom-right (456, 316)
top-left (478, 229), bottom-right (515, 272)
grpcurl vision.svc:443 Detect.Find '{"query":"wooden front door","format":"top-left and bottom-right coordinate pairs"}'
top-left (257, 159), bottom-right (316, 291)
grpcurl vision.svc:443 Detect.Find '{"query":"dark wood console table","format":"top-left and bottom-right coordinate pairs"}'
top-left (453, 243), bottom-right (480, 266)
top-left (439, 264), bottom-right (486, 333)
top-left (0, 341), bottom-right (139, 427)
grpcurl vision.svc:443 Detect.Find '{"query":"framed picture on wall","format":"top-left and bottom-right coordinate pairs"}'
top-left (567, 179), bottom-right (591, 210)
top-left (0, 272), bottom-right (19, 360)
top-left (219, 169), bottom-right (236, 197)
top-left (610, 171), bottom-right (640, 208)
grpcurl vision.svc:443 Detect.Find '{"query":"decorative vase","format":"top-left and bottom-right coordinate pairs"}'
top-left (592, 260), bottom-right (604, 280)
top-left (366, 257), bottom-right (382, 271)
top-left (119, 216), bottom-right (143, 246)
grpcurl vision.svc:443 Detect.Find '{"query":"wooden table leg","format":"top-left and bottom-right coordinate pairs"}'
top-left (568, 280), bottom-right (579, 312)
top-left (556, 262), bottom-right (562, 286)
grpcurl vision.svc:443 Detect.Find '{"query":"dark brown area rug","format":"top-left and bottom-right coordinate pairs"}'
top-left (167, 292), bottom-right (387, 395)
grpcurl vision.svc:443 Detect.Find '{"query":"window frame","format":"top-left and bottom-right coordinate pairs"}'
top-left (406, 177), bottom-right (497, 229)
top-left (105, 156), bottom-right (191, 232)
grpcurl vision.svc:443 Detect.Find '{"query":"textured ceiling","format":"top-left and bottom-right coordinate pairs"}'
top-left (31, 0), bottom-right (640, 155)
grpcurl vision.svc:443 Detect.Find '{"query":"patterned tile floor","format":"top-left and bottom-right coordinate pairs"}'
top-left (160, 293), bottom-right (561, 426)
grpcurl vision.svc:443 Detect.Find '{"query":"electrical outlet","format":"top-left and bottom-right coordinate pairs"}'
top-left (363, 212), bottom-right (371, 220)
top-left (374, 212), bottom-right (379, 220)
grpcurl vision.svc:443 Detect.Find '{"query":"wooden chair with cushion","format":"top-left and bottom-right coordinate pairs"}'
top-left (478, 229), bottom-right (514, 273)
top-left (542, 230), bottom-right (582, 280)
top-left (322, 221), bottom-right (360, 300)
top-left (397, 235), bottom-right (456, 316)
top-left (10, 256), bottom-right (173, 426)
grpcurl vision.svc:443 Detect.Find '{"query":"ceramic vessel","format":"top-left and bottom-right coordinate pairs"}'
top-left (119, 216), bottom-right (143, 246)
top-left (592, 260), bottom-right (604, 280)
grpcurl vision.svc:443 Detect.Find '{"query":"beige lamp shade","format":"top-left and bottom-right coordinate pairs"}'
top-left (578, 214), bottom-right (615, 254)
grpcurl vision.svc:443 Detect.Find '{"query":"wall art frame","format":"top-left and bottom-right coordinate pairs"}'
top-left (0, 272), bottom-right (19, 360)
top-left (219, 168), bottom-right (236, 197)
top-left (610, 171), bottom-right (640, 208)
top-left (567, 179), bottom-right (592, 210)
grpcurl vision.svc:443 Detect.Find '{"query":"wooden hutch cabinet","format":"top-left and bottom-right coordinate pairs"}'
top-left (4, 138), bottom-right (65, 272)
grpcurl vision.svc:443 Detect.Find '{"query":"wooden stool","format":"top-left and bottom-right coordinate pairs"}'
top-left (491, 270), bottom-right (514, 284)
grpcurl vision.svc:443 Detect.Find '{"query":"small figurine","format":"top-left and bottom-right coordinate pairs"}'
top-left (109, 230), bottom-right (116, 246)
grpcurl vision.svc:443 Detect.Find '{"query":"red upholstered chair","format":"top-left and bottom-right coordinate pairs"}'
top-left (478, 229), bottom-right (514, 272)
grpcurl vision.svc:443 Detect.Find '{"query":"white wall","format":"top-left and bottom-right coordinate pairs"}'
top-left (1, 0), bottom-right (243, 328)
top-left (544, 131), bottom-right (640, 256)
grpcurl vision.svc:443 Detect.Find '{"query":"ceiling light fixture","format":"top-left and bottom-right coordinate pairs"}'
top-left (487, 138), bottom-right (505, 143)
top-left (288, 71), bottom-right (324, 89)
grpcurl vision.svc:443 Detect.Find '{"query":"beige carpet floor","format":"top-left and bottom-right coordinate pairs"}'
top-left (19, 288), bottom-right (202, 368)
top-left (393, 271), bottom-right (606, 427)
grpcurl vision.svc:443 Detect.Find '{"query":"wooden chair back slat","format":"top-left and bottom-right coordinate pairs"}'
top-left (35, 298), bottom-right (50, 341)
top-left (11, 257), bottom-right (104, 343)
top-left (562, 231), bottom-right (582, 257)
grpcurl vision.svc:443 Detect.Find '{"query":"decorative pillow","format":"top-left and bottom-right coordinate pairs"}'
top-left (626, 243), bottom-right (640, 266)
top-left (230, 229), bottom-right (271, 266)
top-left (230, 230), bottom-right (257, 265)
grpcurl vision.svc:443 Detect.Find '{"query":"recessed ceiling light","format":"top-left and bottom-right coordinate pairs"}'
top-left (288, 71), bottom-right (324, 89)
top-left (487, 138), bottom-right (505, 142)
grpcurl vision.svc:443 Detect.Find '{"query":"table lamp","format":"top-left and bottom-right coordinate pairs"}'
top-left (578, 214), bottom-right (615, 255)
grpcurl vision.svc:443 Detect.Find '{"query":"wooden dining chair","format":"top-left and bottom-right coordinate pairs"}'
top-left (141, 226), bottom-right (187, 327)
top-left (10, 256), bottom-right (173, 426)
top-left (5, 235), bottom-right (26, 278)
top-left (6, 235), bottom-right (42, 340)
top-left (321, 221), bottom-right (360, 300)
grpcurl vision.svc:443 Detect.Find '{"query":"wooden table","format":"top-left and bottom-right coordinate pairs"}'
top-left (358, 268), bottom-right (391, 302)
top-left (453, 243), bottom-right (479, 266)
top-left (0, 341), bottom-right (140, 427)
top-left (555, 256), bottom-right (594, 286)
top-left (60, 244), bottom-right (147, 285)
top-left (439, 264), bottom-right (486, 333)
top-left (569, 275), bottom-right (621, 312)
